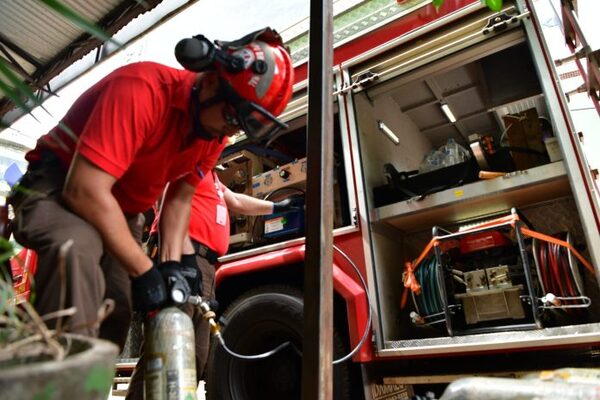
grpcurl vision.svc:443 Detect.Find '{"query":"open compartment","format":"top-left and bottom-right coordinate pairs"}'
top-left (407, 208), bottom-right (595, 338)
top-left (350, 15), bottom-right (600, 353)
top-left (216, 106), bottom-right (353, 254)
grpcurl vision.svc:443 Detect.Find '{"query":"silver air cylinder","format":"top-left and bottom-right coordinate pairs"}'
top-left (144, 307), bottom-right (197, 400)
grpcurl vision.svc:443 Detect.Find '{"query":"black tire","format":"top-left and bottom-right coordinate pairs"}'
top-left (206, 285), bottom-right (351, 400)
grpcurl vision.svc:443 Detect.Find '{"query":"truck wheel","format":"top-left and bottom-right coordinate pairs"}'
top-left (206, 284), bottom-right (351, 400)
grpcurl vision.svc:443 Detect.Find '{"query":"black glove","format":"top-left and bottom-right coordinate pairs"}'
top-left (157, 261), bottom-right (192, 304)
top-left (131, 266), bottom-right (168, 313)
top-left (180, 254), bottom-right (203, 296)
top-left (272, 196), bottom-right (304, 213)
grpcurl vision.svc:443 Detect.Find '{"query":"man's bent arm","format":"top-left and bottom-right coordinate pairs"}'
top-left (183, 235), bottom-right (195, 255)
top-left (63, 154), bottom-right (152, 277)
top-left (159, 178), bottom-right (195, 262)
top-left (224, 187), bottom-right (274, 215)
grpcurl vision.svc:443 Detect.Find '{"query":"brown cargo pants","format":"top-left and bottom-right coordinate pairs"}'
top-left (11, 159), bottom-right (145, 351)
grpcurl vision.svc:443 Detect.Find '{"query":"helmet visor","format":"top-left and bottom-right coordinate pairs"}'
top-left (221, 80), bottom-right (288, 141)
top-left (234, 101), bottom-right (288, 141)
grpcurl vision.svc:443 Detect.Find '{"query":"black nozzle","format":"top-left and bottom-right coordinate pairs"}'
top-left (208, 299), bottom-right (219, 312)
top-left (175, 36), bottom-right (216, 72)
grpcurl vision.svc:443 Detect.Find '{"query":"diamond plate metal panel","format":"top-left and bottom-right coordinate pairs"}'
top-left (520, 196), bottom-right (586, 245)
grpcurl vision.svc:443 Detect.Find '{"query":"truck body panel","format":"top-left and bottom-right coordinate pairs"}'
top-left (218, 0), bottom-right (599, 353)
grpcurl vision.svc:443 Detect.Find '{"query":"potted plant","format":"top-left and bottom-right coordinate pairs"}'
top-left (0, 238), bottom-right (119, 400)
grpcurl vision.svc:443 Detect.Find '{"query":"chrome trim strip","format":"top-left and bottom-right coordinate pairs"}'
top-left (337, 65), bottom-right (385, 349)
top-left (378, 322), bottom-right (600, 357)
top-left (218, 225), bottom-right (359, 264)
top-left (348, 7), bottom-right (521, 94)
top-left (335, 70), bottom-right (360, 232)
top-left (340, 1), bottom-right (486, 70)
top-left (289, 0), bottom-right (435, 66)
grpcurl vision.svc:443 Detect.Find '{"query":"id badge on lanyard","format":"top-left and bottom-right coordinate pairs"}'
top-left (216, 204), bottom-right (227, 225)
top-left (214, 173), bottom-right (227, 226)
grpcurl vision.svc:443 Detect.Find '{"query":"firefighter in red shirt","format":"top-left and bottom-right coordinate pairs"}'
top-left (127, 169), bottom-right (301, 397)
top-left (185, 172), bottom-right (302, 382)
top-left (9, 28), bottom-right (293, 353)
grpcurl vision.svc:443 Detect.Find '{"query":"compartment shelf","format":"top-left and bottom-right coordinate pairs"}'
top-left (371, 162), bottom-right (570, 232)
top-left (382, 322), bottom-right (600, 357)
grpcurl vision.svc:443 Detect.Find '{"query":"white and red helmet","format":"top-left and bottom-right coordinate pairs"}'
top-left (215, 29), bottom-right (294, 140)
top-left (176, 27), bottom-right (294, 140)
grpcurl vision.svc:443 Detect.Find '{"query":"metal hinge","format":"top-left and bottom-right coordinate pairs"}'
top-left (482, 10), bottom-right (530, 35)
top-left (334, 70), bottom-right (380, 96)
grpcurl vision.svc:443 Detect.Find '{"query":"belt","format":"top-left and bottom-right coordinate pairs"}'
top-left (28, 150), bottom-right (62, 171)
top-left (8, 151), bottom-right (63, 208)
top-left (192, 240), bottom-right (220, 264)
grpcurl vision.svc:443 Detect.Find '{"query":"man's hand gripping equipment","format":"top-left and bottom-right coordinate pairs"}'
top-left (159, 260), bottom-right (220, 336)
top-left (272, 195), bottom-right (304, 213)
top-left (131, 266), bottom-right (168, 313)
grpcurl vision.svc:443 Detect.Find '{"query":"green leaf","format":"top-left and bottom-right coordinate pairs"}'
top-left (0, 61), bottom-right (40, 105)
top-left (38, 0), bottom-right (120, 46)
top-left (432, 0), bottom-right (444, 9)
top-left (486, 0), bottom-right (503, 11)
top-left (0, 253), bottom-right (12, 265)
top-left (0, 78), bottom-right (32, 114)
top-left (0, 60), bottom-right (41, 120)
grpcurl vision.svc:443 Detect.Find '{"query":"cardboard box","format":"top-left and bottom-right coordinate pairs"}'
top-left (503, 108), bottom-right (546, 170)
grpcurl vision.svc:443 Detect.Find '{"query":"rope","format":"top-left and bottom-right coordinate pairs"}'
top-left (520, 226), bottom-right (595, 276)
top-left (400, 238), bottom-right (438, 309)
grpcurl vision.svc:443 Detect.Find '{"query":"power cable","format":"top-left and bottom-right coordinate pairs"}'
top-left (213, 243), bottom-right (373, 365)
top-left (332, 244), bottom-right (373, 364)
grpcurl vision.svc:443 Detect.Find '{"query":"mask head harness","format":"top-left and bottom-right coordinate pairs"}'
top-left (176, 27), bottom-right (292, 142)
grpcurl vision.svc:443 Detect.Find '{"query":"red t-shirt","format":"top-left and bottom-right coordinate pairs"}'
top-left (188, 171), bottom-right (230, 256)
top-left (26, 61), bottom-right (225, 214)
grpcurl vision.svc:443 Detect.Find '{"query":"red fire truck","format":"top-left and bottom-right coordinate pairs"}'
top-left (205, 0), bottom-right (600, 399)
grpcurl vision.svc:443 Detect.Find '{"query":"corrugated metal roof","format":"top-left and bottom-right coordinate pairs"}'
top-left (0, 0), bottom-right (171, 118)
